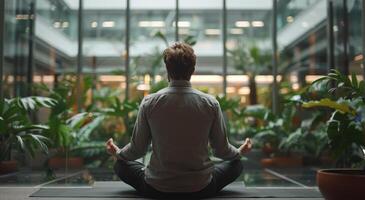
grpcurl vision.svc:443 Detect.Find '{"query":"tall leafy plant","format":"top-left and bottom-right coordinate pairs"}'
top-left (228, 43), bottom-right (271, 105)
top-left (0, 97), bottom-right (56, 162)
top-left (303, 70), bottom-right (365, 167)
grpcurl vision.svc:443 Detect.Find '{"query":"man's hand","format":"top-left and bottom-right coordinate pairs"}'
top-left (106, 138), bottom-right (120, 156)
top-left (238, 138), bottom-right (252, 155)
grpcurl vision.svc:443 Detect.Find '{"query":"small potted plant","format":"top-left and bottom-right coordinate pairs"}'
top-left (303, 70), bottom-right (365, 199)
top-left (0, 97), bottom-right (55, 174)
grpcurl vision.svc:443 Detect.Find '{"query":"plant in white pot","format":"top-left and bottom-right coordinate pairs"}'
top-left (302, 70), bottom-right (365, 200)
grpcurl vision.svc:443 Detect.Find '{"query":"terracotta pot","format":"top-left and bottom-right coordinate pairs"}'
top-left (0, 160), bottom-right (18, 174)
top-left (317, 169), bottom-right (365, 200)
top-left (261, 156), bottom-right (302, 168)
top-left (48, 157), bottom-right (84, 169)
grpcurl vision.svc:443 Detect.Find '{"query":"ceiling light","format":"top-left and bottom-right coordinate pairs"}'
top-left (226, 87), bottom-right (236, 93)
top-left (235, 21), bottom-right (250, 28)
top-left (172, 21), bottom-right (191, 27)
top-left (238, 87), bottom-right (250, 95)
top-left (91, 21), bottom-right (98, 28)
top-left (15, 14), bottom-right (30, 20)
top-left (62, 21), bottom-right (69, 28)
top-left (53, 21), bottom-right (61, 28)
top-left (205, 29), bottom-right (220, 35)
top-left (99, 75), bottom-right (125, 82)
top-left (230, 28), bottom-right (243, 35)
top-left (301, 22), bottom-right (309, 28)
top-left (286, 16), bottom-right (294, 23)
top-left (252, 21), bottom-right (264, 27)
top-left (102, 21), bottom-right (115, 28)
top-left (138, 21), bottom-right (165, 28)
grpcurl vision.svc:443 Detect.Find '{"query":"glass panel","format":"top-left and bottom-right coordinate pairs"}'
top-left (180, 0), bottom-right (223, 95)
top-left (79, 0), bottom-right (127, 171)
top-left (1, 0), bottom-right (79, 185)
top-left (130, 0), bottom-right (175, 98)
top-left (226, 0), bottom-right (273, 105)
top-left (277, 0), bottom-right (327, 92)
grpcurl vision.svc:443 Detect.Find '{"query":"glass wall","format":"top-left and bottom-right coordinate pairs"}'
top-left (179, 0), bottom-right (223, 95)
top-left (277, 0), bottom-right (327, 90)
top-left (1, 0), bottom-right (365, 188)
top-left (227, 0), bottom-right (272, 105)
top-left (130, 0), bottom-right (175, 98)
top-left (332, 0), bottom-right (363, 77)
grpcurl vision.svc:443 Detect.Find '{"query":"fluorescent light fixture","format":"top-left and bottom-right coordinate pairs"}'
top-left (16, 14), bottom-right (30, 20)
top-left (62, 21), bottom-right (69, 28)
top-left (53, 21), bottom-right (61, 28)
top-left (238, 87), bottom-right (250, 95)
top-left (138, 21), bottom-right (165, 28)
top-left (301, 22), bottom-right (309, 28)
top-left (102, 21), bottom-right (115, 28)
top-left (205, 29), bottom-right (220, 35)
top-left (286, 16), bottom-right (294, 23)
top-left (226, 87), bottom-right (236, 93)
top-left (190, 75), bottom-right (222, 83)
top-left (230, 28), bottom-right (243, 35)
top-left (91, 21), bottom-right (98, 28)
top-left (305, 75), bottom-right (324, 83)
top-left (252, 21), bottom-right (264, 27)
top-left (333, 25), bottom-right (338, 32)
top-left (235, 21), bottom-right (250, 28)
top-left (99, 75), bottom-right (125, 82)
top-left (33, 75), bottom-right (55, 83)
top-left (172, 21), bottom-right (191, 27)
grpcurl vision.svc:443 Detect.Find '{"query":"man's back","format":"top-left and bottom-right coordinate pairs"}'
top-left (145, 80), bottom-right (217, 192)
top-left (118, 80), bottom-right (239, 192)
top-left (109, 43), bottom-right (251, 197)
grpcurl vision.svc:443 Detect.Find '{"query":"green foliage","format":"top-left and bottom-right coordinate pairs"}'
top-left (150, 80), bottom-right (168, 94)
top-left (0, 97), bottom-right (56, 161)
top-left (303, 69), bottom-right (365, 167)
top-left (228, 43), bottom-right (271, 76)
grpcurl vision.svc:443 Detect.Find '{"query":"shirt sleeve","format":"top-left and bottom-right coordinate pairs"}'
top-left (209, 101), bottom-right (240, 160)
top-left (118, 98), bottom-right (151, 161)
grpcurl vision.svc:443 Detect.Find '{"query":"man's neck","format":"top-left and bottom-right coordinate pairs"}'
top-left (169, 80), bottom-right (191, 87)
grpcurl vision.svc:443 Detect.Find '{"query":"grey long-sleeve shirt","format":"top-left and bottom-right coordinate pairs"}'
top-left (118, 80), bottom-right (240, 193)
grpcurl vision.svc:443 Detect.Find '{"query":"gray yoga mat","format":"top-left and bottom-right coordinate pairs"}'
top-left (30, 181), bottom-right (322, 198)
top-left (30, 182), bottom-right (322, 198)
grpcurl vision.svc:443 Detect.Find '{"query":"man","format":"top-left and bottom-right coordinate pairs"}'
top-left (106, 42), bottom-right (252, 198)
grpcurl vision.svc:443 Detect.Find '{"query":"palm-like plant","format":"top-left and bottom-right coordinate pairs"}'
top-left (0, 97), bottom-right (56, 162)
top-left (228, 43), bottom-right (271, 105)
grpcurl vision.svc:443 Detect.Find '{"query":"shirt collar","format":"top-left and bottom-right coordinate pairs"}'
top-left (169, 80), bottom-right (192, 88)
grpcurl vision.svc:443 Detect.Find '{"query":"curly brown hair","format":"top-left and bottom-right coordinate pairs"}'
top-left (163, 42), bottom-right (196, 81)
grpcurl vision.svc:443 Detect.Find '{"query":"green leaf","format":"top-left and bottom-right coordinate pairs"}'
top-left (16, 135), bottom-right (25, 152)
top-left (28, 134), bottom-right (49, 155)
top-left (302, 98), bottom-right (356, 115)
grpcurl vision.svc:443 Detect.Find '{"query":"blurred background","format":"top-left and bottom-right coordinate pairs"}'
top-left (0, 0), bottom-right (364, 188)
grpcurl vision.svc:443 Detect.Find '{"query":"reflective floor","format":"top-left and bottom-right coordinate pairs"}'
top-left (0, 160), bottom-right (319, 188)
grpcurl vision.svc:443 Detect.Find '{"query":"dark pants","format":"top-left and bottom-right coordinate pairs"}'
top-left (114, 159), bottom-right (243, 198)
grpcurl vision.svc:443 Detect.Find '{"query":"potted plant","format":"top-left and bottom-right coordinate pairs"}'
top-left (0, 97), bottom-right (55, 174)
top-left (228, 43), bottom-right (271, 105)
top-left (302, 70), bottom-right (365, 199)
